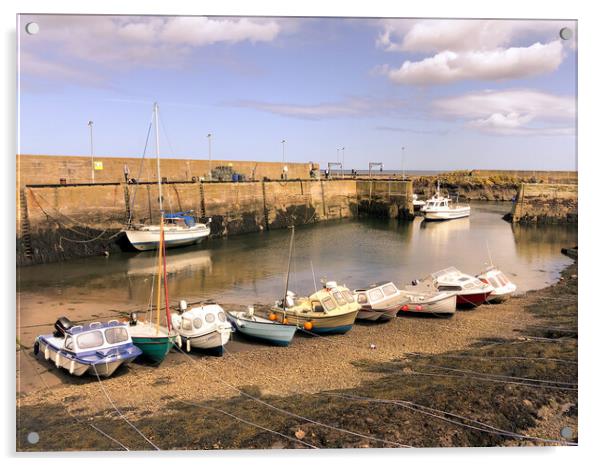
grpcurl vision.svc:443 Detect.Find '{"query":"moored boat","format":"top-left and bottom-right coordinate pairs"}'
top-left (407, 267), bottom-right (493, 309)
top-left (412, 194), bottom-right (426, 211)
top-left (353, 282), bottom-right (405, 321)
top-left (397, 289), bottom-right (457, 315)
top-left (34, 317), bottom-right (142, 377)
top-left (421, 182), bottom-right (470, 221)
top-left (171, 300), bottom-right (233, 354)
top-left (477, 266), bottom-right (517, 303)
top-left (227, 306), bottom-right (297, 346)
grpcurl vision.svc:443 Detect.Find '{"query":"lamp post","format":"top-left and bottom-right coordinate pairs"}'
top-left (401, 146), bottom-right (405, 180)
top-left (207, 133), bottom-right (212, 181)
top-left (88, 120), bottom-right (95, 183)
top-left (341, 147), bottom-right (345, 177)
top-left (281, 139), bottom-right (286, 178)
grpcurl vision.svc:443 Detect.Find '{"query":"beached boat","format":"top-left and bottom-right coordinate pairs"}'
top-left (129, 215), bottom-right (178, 364)
top-left (407, 267), bottom-right (493, 308)
top-left (171, 300), bottom-right (233, 354)
top-left (272, 282), bottom-right (360, 334)
top-left (123, 103), bottom-right (210, 252)
top-left (477, 266), bottom-right (517, 303)
top-left (397, 289), bottom-right (457, 315)
top-left (34, 317), bottom-right (142, 377)
top-left (227, 306), bottom-right (297, 346)
top-left (421, 182), bottom-right (470, 221)
top-left (353, 282), bottom-right (405, 321)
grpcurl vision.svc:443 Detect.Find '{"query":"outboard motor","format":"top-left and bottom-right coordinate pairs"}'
top-left (129, 312), bottom-right (138, 326)
top-left (53, 316), bottom-right (74, 337)
top-left (411, 279), bottom-right (420, 286)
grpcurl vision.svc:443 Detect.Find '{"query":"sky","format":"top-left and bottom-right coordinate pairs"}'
top-left (17, 15), bottom-right (577, 171)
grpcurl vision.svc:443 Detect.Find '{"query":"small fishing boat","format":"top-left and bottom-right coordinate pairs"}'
top-left (34, 317), bottom-right (142, 377)
top-left (407, 267), bottom-right (493, 308)
top-left (171, 300), bottom-right (233, 354)
top-left (477, 266), bottom-right (517, 303)
top-left (129, 212), bottom-right (178, 364)
top-left (123, 103), bottom-right (210, 252)
top-left (353, 282), bottom-right (405, 321)
top-left (421, 182), bottom-right (470, 221)
top-left (270, 226), bottom-right (360, 334)
top-left (227, 306), bottom-right (297, 346)
top-left (397, 289), bottom-right (457, 316)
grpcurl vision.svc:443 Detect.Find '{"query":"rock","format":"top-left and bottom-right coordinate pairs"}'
top-left (295, 429), bottom-right (306, 440)
top-left (522, 399), bottom-right (533, 408)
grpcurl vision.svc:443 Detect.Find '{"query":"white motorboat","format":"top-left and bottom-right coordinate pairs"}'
top-left (354, 282), bottom-right (405, 321)
top-left (34, 317), bottom-right (142, 377)
top-left (171, 300), bottom-right (233, 354)
top-left (477, 266), bottom-right (517, 303)
top-left (413, 194), bottom-right (426, 210)
top-left (398, 289), bottom-right (457, 316)
top-left (421, 182), bottom-right (470, 221)
top-left (123, 103), bottom-right (211, 252)
top-left (227, 306), bottom-right (297, 346)
top-left (407, 267), bottom-right (494, 308)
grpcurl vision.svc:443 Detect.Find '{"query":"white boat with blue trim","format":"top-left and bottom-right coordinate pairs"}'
top-left (125, 212), bottom-right (210, 251)
top-left (34, 317), bottom-right (142, 377)
top-left (227, 306), bottom-right (297, 346)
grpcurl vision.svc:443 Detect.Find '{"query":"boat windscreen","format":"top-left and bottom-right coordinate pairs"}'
top-left (77, 330), bottom-right (104, 350)
top-left (322, 297), bottom-right (336, 311)
top-left (342, 290), bottom-right (355, 303)
top-left (382, 284), bottom-right (398, 296)
top-left (105, 327), bottom-right (129, 344)
top-left (368, 288), bottom-right (385, 302)
top-left (332, 291), bottom-right (346, 306)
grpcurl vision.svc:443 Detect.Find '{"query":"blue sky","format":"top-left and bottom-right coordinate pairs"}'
top-left (18, 15), bottom-right (577, 170)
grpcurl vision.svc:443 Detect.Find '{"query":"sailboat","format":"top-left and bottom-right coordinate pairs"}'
top-left (129, 215), bottom-right (178, 364)
top-left (271, 227), bottom-right (360, 334)
top-left (124, 103), bottom-right (211, 251)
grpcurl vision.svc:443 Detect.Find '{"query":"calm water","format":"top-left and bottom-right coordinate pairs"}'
top-left (18, 202), bottom-right (577, 307)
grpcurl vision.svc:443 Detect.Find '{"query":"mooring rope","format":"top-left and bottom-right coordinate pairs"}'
top-left (172, 344), bottom-right (411, 448)
top-left (20, 349), bottom-right (130, 451)
top-left (92, 365), bottom-right (161, 450)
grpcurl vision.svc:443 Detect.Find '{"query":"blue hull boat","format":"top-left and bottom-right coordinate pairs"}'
top-left (227, 309), bottom-right (297, 346)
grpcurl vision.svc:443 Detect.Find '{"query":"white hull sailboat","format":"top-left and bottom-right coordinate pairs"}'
top-left (123, 103), bottom-right (211, 252)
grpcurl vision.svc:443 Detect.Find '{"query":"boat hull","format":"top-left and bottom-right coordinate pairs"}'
top-left (125, 227), bottom-right (210, 251)
top-left (399, 293), bottom-right (457, 315)
top-left (274, 310), bottom-right (359, 335)
top-left (228, 314), bottom-right (297, 346)
top-left (423, 208), bottom-right (470, 221)
top-left (180, 327), bottom-right (232, 352)
top-left (36, 338), bottom-right (140, 377)
top-left (131, 335), bottom-right (176, 364)
top-left (456, 292), bottom-right (491, 308)
top-left (357, 307), bottom-right (398, 322)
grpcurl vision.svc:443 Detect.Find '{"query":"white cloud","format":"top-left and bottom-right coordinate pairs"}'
top-left (433, 89), bottom-right (575, 135)
top-left (385, 41), bottom-right (564, 85)
top-left (377, 19), bottom-right (574, 85)
top-left (231, 96), bottom-right (406, 120)
top-left (19, 15), bottom-right (284, 83)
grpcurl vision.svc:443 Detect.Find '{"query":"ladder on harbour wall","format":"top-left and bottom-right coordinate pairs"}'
top-left (19, 189), bottom-right (34, 258)
top-left (199, 181), bottom-right (207, 218)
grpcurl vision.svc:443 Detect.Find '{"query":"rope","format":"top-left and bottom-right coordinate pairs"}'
top-left (127, 116), bottom-right (154, 226)
top-left (20, 349), bottom-right (130, 451)
top-left (172, 345), bottom-right (411, 448)
top-left (91, 365), bottom-right (161, 450)
top-left (177, 399), bottom-right (319, 449)
top-left (405, 352), bottom-right (577, 365)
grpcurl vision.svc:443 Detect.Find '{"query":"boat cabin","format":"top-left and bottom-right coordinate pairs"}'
top-left (58, 320), bottom-right (133, 354)
top-left (479, 269), bottom-right (512, 289)
top-left (432, 267), bottom-right (486, 291)
top-left (423, 197), bottom-right (449, 210)
top-left (164, 212), bottom-right (196, 227)
top-left (287, 281), bottom-right (357, 313)
top-left (354, 282), bottom-right (401, 308)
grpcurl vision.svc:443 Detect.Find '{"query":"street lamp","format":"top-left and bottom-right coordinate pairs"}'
top-left (281, 139), bottom-right (286, 178)
top-left (401, 146), bottom-right (405, 180)
top-left (341, 147), bottom-right (345, 177)
top-left (207, 133), bottom-right (212, 181)
top-left (88, 120), bottom-right (95, 183)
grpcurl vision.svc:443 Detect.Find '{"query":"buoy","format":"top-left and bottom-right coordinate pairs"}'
top-left (303, 321), bottom-right (313, 331)
top-left (269, 313), bottom-right (278, 321)
top-left (415, 305), bottom-right (423, 311)
top-left (282, 318), bottom-right (289, 325)
top-left (370, 343), bottom-right (376, 350)
top-left (401, 305), bottom-right (409, 312)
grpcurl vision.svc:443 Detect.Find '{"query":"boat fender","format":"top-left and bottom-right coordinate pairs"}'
top-left (44, 346), bottom-right (50, 360)
top-left (176, 335), bottom-right (182, 348)
top-left (186, 339), bottom-right (191, 353)
top-left (33, 340), bottom-right (39, 356)
top-left (69, 360), bottom-right (75, 375)
top-left (55, 352), bottom-right (61, 367)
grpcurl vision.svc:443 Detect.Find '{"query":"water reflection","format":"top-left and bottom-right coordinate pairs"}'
top-left (18, 203), bottom-right (577, 308)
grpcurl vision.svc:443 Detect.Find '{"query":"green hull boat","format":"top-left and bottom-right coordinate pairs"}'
top-left (129, 321), bottom-right (177, 364)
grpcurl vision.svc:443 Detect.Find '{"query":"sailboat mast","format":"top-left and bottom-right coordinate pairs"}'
top-left (154, 102), bottom-right (163, 213)
top-left (161, 219), bottom-right (172, 332)
top-left (282, 226), bottom-right (295, 309)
